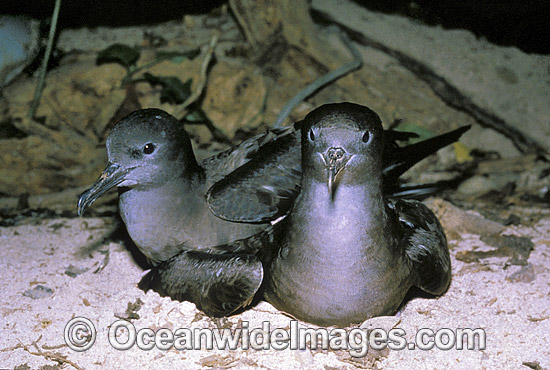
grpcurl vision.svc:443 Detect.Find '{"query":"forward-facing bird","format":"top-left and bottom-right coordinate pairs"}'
top-left (206, 103), bottom-right (470, 224)
top-left (150, 103), bottom-right (454, 325)
top-left (263, 103), bottom-right (451, 326)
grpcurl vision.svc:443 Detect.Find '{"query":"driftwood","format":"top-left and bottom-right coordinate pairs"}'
top-left (311, 8), bottom-right (549, 160)
top-left (232, 0), bottom-right (548, 158)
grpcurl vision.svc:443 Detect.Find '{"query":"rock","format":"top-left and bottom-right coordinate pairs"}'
top-left (0, 16), bottom-right (40, 87)
top-left (23, 285), bottom-right (53, 299)
top-left (458, 175), bottom-right (500, 195)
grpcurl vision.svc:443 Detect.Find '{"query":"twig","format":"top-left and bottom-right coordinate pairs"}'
top-left (228, 0), bottom-right (257, 48)
top-left (29, 0), bottom-right (62, 119)
top-left (273, 27), bottom-right (363, 128)
top-left (42, 343), bottom-right (70, 350)
top-left (174, 33), bottom-right (220, 119)
top-left (0, 342), bottom-right (23, 352)
top-left (10, 335), bottom-right (84, 370)
top-left (22, 345), bottom-right (84, 370)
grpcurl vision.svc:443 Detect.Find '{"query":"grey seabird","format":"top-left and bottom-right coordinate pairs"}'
top-left (262, 103), bottom-right (452, 326)
top-left (206, 103), bottom-right (470, 224)
top-left (77, 109), bottom-right (280, 316)
top-left (155, 103), bottom-right (452, 325)
top-left (79, 104), bottom-right (464, 318)
top-left (78, 109), bottom-right (282, 264)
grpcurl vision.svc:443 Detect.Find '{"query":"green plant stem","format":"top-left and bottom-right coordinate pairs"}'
top-left (29, 0), bottom-right (61, 119)
top-left (121, 50), bottom-right (200, 86)
top-left (273, 28), bottom-right (363, 128)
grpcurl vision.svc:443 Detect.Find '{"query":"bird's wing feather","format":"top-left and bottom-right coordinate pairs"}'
top-left (383, 125), bottom-right (471, 183)
top-left (201, 126), bottom-right (295, 186)
top-left (392, 198), bottom-right (451, 295)
top-left (139, 221), bottom-right (285, 317)
top-left (206, 132), bottom-right (302, 223)
top-left (139, 250), bottom-right (263, 317)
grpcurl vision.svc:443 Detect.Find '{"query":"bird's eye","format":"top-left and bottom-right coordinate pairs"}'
top-left (362, 131), bottom-right (370, 143)
top-left (143, 143), bottom-right (155, 154)
top-left (309, 129), bottom-right (315, 141)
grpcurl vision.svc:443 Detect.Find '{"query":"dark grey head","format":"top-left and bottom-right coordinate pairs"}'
top-left (78, 109), bottom-right (200, 215)
top-left (301, 102), bottom-right (384, 198)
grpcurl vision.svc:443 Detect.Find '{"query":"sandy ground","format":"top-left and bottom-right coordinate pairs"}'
top-left (1, 2), bottom-right (550, 369)
top-left (1, 204), bottom-right (549, 369)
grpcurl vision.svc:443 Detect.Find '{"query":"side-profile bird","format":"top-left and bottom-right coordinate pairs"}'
top-left (150, 103), bottom-right (456, 324)
top-left (77, 109), bottom-right (282, 316)
top-left (77, 109), bottom-right (287, 264)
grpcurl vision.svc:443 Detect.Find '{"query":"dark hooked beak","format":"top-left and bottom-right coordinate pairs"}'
top-left (77, 163), bottom-right (129, 216)
top-left (323, 147), bottom-right (351, 199)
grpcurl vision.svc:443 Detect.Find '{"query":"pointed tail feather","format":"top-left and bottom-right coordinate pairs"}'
top-left (384, 125), bottom-right (471, 181)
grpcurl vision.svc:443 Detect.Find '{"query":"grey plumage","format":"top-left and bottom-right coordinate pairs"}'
top-left (78, 104), bottom-right (460, 319)
top-left (77, 109), bottom-right (286, 316)
top-left (210, 103), bottom-right (452, 326)
top-left (78, 109), bottom-right (287, 264)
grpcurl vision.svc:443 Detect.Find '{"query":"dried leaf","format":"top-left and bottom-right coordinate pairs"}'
top-left (96, 44), bottom-right (141, 69)
top-left (142, 73), bottom-right (192, 104)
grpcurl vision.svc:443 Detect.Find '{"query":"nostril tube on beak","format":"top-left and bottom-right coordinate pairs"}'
top-left (328, 147), bottom-right (345, 162)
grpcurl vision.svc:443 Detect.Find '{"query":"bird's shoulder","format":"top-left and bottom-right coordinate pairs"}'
top-left (205, 128), bottom-right (302, 223)
top-left (201, 127), bottom-right (295, 185)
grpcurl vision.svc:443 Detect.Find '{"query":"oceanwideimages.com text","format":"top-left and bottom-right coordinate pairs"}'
top-left (65, 317), bottom-right (486, 357)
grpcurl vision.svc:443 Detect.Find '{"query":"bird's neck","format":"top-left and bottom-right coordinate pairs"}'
top-left (289, 178), bottom-right (387, 255)
top-left (117, 173), bottom-right (207, 261)
top-left (120, 173), bottom-right (207, 226)
top-left (299, 177), bottom-right (384, 216)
